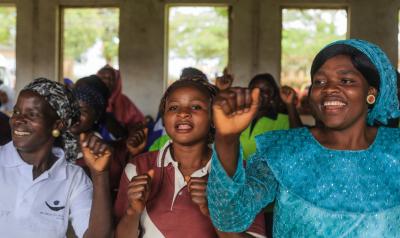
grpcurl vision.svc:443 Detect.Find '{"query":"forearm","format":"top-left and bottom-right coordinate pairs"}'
top-left (208, 154), bottom-right (276, 232)
top-left (115, 213), bottom-right (141, 238)
top-left (286, 104), bottom-right (303, 128)
top-left (214, 133), bottom-right (240, 177)
top-left (84, 171), bottom-right (112, 238)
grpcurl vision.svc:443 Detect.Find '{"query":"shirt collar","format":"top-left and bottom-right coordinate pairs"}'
top-left (156, 141), bottom-right (212, 176)
top-left (0, 142), bottom-right (67, 180)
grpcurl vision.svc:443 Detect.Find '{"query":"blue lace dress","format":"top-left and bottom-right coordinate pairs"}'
top-left (208, 127), bottom-right (400, 237)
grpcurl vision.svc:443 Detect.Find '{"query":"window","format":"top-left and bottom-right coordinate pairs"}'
top-left (62, 8), bottom-right (119, 81)
top-left (281, 8), bottom-right (347, 90)
top-left (167, 6), bottom-right (229, 85)
top-left (0, 6), bottom-right (16, 88)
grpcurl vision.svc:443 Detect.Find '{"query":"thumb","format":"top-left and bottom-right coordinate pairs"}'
top-left (147, 169), bottom-right (155, 179)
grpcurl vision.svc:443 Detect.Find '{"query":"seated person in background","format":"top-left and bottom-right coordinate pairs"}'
top-left (0, 111), bottom-right (11, 145)
top-left (114, 77), bottom-right (266, 238)
top-left (97, 65), bottom-right (145, 128)
top-left (0, 78), bottom-right (112, 238)
top-left (0, 80), bottom-right (15, 115)
top-left (70, 75), bottom-right (129, 200)
top-left (240, 73), bottom-right (301, 160)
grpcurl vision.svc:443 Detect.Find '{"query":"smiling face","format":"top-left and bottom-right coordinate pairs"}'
top-left (163, 85), bottom-right (211, 146)
top-left (69, 100), bottom-right (98, 135)
top-left (309, 55), bottom-right (377, 130)
top-left (10, 90), bottom-right (59, 154)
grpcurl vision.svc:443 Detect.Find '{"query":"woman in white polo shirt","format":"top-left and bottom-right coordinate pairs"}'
top-left (0, 78), bottom-right (112, 238)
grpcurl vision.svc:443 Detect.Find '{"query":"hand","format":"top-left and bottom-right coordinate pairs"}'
top-left (126, 123), bottom-right (148, 157)
top-left (280, 86), bottom-right (297, 106)
top-left (188, 177), bottom-right (209, 216)
top-left (126, 169), bottom-right (155, 215)
top-left (80, 133), bottom-right (112, 173)
top-left (215, 74), bottom-right (234, 91)
top-left (213, 87), bottom-right (260, 137)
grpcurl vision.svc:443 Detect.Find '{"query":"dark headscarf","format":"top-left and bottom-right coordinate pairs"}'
top-left (73, 75), bottom-right (109, 120)
top-left (23, 78), bottom-right (80, 161)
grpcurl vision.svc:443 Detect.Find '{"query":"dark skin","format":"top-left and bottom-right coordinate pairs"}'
top-left (10, 90), bottom-right (112, 238)
top-left (280, 86), bottom-right (303, 128)
top-left (213, 54), bottom-right (378, 177)
top-left (116, 86), bottom-right (256, 238)
top-left (70, 100), bottom-right (98, 135)
top-left (98, 68), bottom-right (116, 93)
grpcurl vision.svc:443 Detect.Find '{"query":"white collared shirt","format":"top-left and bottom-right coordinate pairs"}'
top-left (0, 142), bottom-right (93, 238)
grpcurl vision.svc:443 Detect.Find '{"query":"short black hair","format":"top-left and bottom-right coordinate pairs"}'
top-left (310, 44), bottom-right (380, 91)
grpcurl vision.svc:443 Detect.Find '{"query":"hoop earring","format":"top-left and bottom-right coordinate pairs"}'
top-left (366, 94), bottom-right (376, 105)
top-left (52, 129), bottom-right (61, 138)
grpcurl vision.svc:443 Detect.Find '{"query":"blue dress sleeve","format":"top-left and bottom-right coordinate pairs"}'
top-left (207, 145), bottom-right (278, 232)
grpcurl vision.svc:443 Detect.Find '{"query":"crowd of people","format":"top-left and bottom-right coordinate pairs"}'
top-left (1, 38), bottom-right (400, 238)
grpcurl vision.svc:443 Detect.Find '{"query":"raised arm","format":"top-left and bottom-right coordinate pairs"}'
top-left (80, 133), bottom-right (113, 238)
top-left (115, 170), bottom-right (154, 238)
top-left (208, 87), bottom-right (277, 233)
top-left (280, 86), bottom-right (303, 128)
top-left (212, 87), bottom-right (260, 176)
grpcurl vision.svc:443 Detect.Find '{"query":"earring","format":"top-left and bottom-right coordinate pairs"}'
top-left (366, 94), bottom-right (376, 105)
top-left (52, 129), bottom-right (61, 138)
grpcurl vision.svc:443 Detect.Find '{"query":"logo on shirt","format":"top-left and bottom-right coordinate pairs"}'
top-left (45, 200), bottom-right (65, 211)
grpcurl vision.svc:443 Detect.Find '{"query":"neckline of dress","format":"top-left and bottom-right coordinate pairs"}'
top-left (303, 127), bottom-right (381, 153)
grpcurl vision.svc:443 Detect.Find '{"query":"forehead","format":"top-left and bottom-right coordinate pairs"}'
top-left (316, 55), bottom-right (356, 72)
top-left (167, 84), bottom-right (210, 102)
top-left (17, 90), bottom-right (54, 112)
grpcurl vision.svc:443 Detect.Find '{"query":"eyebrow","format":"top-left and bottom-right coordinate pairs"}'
top-left (337, 69), bottom-right (358, 75)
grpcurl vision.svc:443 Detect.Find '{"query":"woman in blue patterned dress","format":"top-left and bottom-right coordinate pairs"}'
top-left (207, 39), bottom-right (400, 237)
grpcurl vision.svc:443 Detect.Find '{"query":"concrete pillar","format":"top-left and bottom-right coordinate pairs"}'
top-left (119, 0), bottom-right (165, 116)
top-left (15, 0), bottom-right (34, 92)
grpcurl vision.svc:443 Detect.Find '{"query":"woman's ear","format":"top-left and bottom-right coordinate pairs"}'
top-left (368, 87), bottom-right (378, 97)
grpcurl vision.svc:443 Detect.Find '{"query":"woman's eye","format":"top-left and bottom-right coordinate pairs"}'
top-left (28, 112), bottom-right (40, 118)
top-left (341, 78), bottom-right (354, 84)
top-left (312, 79), bottom-right (326, 87)
top-left (168, 105), bottom-right (178, 111)
top-left (191, 105), bottom-right (202, 110)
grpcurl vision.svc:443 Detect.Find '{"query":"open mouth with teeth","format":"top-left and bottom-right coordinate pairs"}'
top-left (322, 100), bottom-right (347, 110)
top-left (13, 130), bottom-right (31, 136)
top-left (175, 121), bottom-right (193, 132)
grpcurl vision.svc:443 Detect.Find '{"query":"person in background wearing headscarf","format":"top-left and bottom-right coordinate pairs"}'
top-left (70, 75), bottom-right (128, 201)
top-left (0, 79), bottom-right (15, 115)
top-left (0, 78), bottom-right (112, 238)
top-left (208, 39), bottom-right (400, 237)
top-left (97, 65), bottom-right (145, 128)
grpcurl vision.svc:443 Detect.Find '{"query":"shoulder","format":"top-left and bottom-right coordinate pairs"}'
top-left (124, 151), bottom-right (159, 180)
top-left (254, 127), bottom-right (309, 153)
top-left (378, 127), bottom-right (400, 140)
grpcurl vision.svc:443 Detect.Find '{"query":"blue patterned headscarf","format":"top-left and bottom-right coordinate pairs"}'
top-left (324, 39), bottom-right (400, 125)
top-left (23, 78), bottom-right (80, 161)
